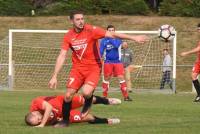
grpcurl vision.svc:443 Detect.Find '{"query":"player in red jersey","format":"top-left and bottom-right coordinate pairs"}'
top-left (48, 10), bottom-right (149, 127)
top-left (25, 94), bottom-right (121, 127)
top-left (180, 23), bottom-right (200, 102)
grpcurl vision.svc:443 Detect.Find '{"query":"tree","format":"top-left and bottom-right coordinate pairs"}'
top-left (30, 0), bottom-right (54, 8)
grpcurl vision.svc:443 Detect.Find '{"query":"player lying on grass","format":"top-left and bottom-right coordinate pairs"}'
top-left (25, 94), bottom-right (121, 127)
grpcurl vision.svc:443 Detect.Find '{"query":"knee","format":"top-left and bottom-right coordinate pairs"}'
top-left (118, 76), bottom-right (125, 81)
top-left (64, 92), bottom-right (73, 102)
top-left (82, 92), bottom-right (92, 98)
top-left (104, 76), bottom-right (110, 81)
top-left (191, 73), bottom-right (198, 80)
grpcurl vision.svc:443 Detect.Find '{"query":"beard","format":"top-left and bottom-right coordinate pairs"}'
top-left (74, 23), bottom-right (84, 32)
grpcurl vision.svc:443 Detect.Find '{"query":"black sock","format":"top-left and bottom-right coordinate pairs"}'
top-left (62, 100), bottom-right (72, 122)
top-left (82, 95), bottom-right (93, 114)
top-left (193, 79), bottom-right (200, 96)
top-left (93, 95), bottom-right (109, 105)
top-left (88, 116), bottom-right (108, 124)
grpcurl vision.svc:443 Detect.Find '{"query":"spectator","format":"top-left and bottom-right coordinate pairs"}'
top-left (160, 49), bottom-right (172, 90)
top-left (121, 42), bottom-right (134, 92)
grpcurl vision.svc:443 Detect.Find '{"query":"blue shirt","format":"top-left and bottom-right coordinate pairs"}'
top-left (100, 38), bottom-right (122, 63)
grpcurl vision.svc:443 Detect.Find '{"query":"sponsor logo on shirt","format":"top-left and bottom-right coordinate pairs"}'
top-left (106, 44), bottom-right (114, 50)
top-left (71, 39), bottom-right (87, 60)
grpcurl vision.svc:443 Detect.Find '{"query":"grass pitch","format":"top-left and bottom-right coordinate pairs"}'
top-left (0, 90), bottom-right (200, 134)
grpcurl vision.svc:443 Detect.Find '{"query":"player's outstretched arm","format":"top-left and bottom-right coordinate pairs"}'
top-left (105, 31), bottom-right (149, 43)
top-left (180, 46), bottom-right (200, 57)
top-left (49, 49), bottom-right (67, 89)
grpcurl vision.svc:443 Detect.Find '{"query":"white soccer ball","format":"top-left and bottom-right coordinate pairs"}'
top-left (158, 24), bottom-right (176, 42)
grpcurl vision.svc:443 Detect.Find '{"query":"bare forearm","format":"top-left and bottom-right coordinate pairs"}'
top-left (40, 107), bottom-right (52, 126)
top-left (107, 32), bottom-right (134, 40)
top-left (40, 101), bottom-right (53, 126)
top-left (53, 54), bottom-right (66, 77)
top-left (185, 47), bottom-right (200, 55)
top-left (105, 31), bottom-right (148, 43)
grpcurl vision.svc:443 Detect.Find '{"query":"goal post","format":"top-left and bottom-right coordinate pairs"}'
top-left (5, 29), bottom-right (176, 92)
top-left (172, 31), bottom-right (177, 93)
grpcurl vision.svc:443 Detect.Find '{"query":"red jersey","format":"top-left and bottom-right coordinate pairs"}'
top-left (62, 24), bottom-right (106, 66)
top-left (30, 95), bottom-right (85, 119)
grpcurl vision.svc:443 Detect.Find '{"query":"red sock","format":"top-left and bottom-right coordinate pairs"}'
top-left (120, 80), bottom-right (128, 98)
top-left (102, 80), bottom-right (109, 97)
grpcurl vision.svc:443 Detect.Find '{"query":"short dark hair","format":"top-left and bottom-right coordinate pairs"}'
top-left (198, 23), bottom-right (200, 28)
top-left (107, 25), bottom-right (115, 30)
top-left (163, 49), bottom-right (169, 52)
top-left (69, 10), bottom-right (84, 20)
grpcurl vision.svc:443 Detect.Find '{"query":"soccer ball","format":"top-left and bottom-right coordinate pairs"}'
top-left (158, 24), bottom-right (176, 42)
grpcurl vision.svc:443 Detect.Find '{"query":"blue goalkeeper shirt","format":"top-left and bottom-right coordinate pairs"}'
top-left (100, 38), bottom-right (122, 63)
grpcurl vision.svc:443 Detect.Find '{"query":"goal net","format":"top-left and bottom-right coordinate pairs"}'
top-left (0, 30), bottom-right (176, 91)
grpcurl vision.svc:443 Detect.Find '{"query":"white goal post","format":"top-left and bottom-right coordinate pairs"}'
top-left (5, 29), bottom-right (177, 92)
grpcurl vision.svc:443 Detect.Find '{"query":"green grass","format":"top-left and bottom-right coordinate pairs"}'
top-left (0, 90), bottom-right (200, 134)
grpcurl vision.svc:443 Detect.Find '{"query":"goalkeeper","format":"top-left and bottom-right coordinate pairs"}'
top-left (100, 25), bottom-right (132, 101)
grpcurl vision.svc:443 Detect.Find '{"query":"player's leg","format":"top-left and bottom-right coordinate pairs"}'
top-left (192, 63), bottom-right (200, 102)
top-left (63, 89), bottom-right (76, 121)
top-left (114, 63), bottom-right (132, 101)
top-left (192, 72), bottom-right (200, 102)
top-left (69, 110), bottom-right (120, 125)
top-left (81, 84), bottom-right (95, 118)
top-left (70, 94), bottom-right (121, 109)
top-left (87, 114), bottom-right (120, 125)
top-left (82, 66), bottom-right (101, 118)
top-left (54, 88), bottom-right (77, 127)
top-left (125, 66), bottom-right (132, 92)
top-left (93, 95), bottom-right (121, 105)
top-left (165, 71), bottom-right (172, 89)
top-left (118, 75), bottom-right (132, 101)
top-left (55, 69), bottom-right (83, 127)
top-left (102, 63), bottom-right (113, 97)
top-left (160, 72), bottom-right (166, 89)
top-left (102, 78), bottom-right (110, 97)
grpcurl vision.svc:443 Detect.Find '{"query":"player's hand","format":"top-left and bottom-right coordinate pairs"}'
top-left (48, 76), bottom-right (57, 89)
top-left (35, 124), bottom-right (45, 128)
top-left (122, 42), bottom-right (128, 48)
top-left (180, 52), bottom-right (187, 57)
top-left (132, 35), bottom-right (149, 43)
top-left (81, 110), bottom-right (89, 119)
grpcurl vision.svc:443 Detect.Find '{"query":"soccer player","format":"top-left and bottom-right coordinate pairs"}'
top-left (180, 23), bottom-right (200, 102)
top-left (25, 94), bottom-right (121, 127)
top-left (48, 10), bottom-right (148, 127)
top-left (100, 25), bottom-right (132, 101)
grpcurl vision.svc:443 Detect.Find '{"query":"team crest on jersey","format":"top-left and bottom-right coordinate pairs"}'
top-left (106, 44), bottom-right (114, 50)
top-left (72, 43), bottom-right (87, 60)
